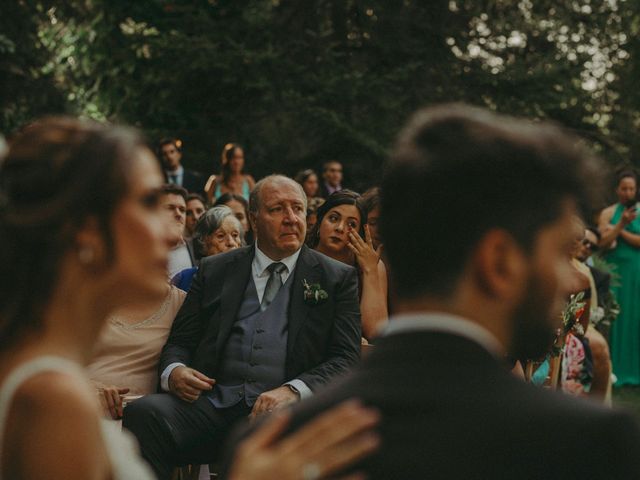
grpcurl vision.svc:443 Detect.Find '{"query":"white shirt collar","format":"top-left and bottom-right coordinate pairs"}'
top-left (253, 245), bottom-right (302, 277)
top-left (166, 165), bottom-right (184, 177)
top-left (381, 312), bottom-right (505, 359)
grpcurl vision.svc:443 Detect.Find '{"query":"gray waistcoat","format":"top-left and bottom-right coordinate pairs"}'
top-left (209, 273), bottom-right (292, 408)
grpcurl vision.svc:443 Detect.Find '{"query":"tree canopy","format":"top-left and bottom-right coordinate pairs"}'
top-left (2, 0), bottom-right (639, 190)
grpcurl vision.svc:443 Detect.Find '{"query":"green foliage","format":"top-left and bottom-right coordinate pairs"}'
top-left (2, 0), bottom-right (639, 190)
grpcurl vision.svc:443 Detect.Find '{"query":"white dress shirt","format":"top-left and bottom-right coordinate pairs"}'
top-left (381, 312), bottom-right (505, 359)
top-left (165, 165), bottom-right (184, 186)
top-left (161, 246), bottom-right (312, 399)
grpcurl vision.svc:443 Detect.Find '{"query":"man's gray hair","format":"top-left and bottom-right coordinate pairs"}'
top-left (193, 205), bottom-right (244, 256)
top-left (249, 174), bottom-right (307, 214)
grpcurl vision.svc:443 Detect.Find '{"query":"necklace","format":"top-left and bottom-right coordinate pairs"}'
top-left (109, 286), bottom-right (173, 330)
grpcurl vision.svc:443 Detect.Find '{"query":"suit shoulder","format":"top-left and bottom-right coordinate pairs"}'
top-left (308, 248), bottom-right (356, 276)
top-left (200, 245), bottom-right (252, 270)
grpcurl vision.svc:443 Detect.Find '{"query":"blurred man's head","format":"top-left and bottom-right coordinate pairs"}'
top-left (381, 104), bottom-right (603, 359)
top-left (159, 184), bottom-right (188, 244)
top-left (323, 160), bottom-right (343, 188)
top-left (159, 138), bottom-right (182, 172)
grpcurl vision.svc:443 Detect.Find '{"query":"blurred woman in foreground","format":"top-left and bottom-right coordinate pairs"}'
top-left (0, 118), bottom-right (378, 479)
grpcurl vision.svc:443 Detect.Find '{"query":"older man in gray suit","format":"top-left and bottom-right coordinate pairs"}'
top-left (123, 174), bottom-right (361, 479)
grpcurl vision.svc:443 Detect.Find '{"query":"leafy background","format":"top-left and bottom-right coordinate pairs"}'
top-left (4, 0), bottom-right (640, 410)
top-left (2, 0), bottom-right (639, 194)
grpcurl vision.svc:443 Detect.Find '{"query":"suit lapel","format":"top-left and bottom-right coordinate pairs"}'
top-left (215, 246), bottom-right (254, 357)
top-left (287, 246), bottom-right (321, 357)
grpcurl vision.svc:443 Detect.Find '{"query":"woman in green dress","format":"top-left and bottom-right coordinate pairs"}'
top-left (599, 170), bottom-right (640, 385)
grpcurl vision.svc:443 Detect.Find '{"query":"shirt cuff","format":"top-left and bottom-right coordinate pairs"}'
top-left (160, 362), bottom-right (186, 392)
top-left (285, 379), bottom-right (312, 400)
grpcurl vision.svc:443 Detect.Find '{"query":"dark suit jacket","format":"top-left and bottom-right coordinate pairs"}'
top-left (319, 182), bottom-right (342, 199)
top-left (160, 245), bottom-right (362, 391)
top-left (165, 168), bottom-right (206, 196)
top-left (225, 330), bottom-right (640, 479)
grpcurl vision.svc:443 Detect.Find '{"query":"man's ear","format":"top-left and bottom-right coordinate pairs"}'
top-left (472, 229), bottom-right (528, 301)
top-left (249, 211), bottom-right (258, 236)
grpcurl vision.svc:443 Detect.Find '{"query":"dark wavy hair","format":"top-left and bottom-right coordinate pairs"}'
top-left (0, 117), bottom-right (147, 349)
top-left (616, 168), bottom-right (637, 186)
top-left (307, 190), bottom-right (365, 248)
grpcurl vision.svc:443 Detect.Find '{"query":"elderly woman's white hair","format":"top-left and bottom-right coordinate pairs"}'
top-left (192, 205), bottom-right (245, 257)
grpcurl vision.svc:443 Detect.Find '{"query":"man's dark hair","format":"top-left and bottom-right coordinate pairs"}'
top-left (159, 183), bottom-right (188, 201)
top-left (381, 103), bottom-right (605, 299)
top-left (322, 160), bottom-right (342, 172)
top-left (158, 137), bottom-right (181, 152)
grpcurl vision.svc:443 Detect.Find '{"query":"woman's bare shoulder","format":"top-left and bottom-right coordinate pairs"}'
top-left (5, 372), bottom-right (108, 479)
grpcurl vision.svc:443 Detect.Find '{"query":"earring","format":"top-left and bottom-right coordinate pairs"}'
top-left (78, 246), bottom-right (95, 265)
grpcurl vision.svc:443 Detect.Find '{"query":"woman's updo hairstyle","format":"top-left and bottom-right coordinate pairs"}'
top-left (0, 117), bottom-right (146, 349)
top-left (306, 189), bottom-right (365, 248)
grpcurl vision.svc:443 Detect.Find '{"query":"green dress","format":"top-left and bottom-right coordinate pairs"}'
top-left (608, 203), bottom-right (640, 385)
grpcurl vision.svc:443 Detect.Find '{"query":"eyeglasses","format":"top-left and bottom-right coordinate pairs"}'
top-left (581, 238), bottom-right (599, 252)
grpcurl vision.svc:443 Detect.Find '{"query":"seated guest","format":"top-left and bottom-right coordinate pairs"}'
top-left (306, 196), bottom-right (325, 232)
top-left (308, 191), bottom-right (388, 341)
top-left (205, 143), bottom-right (255, 203)
top-left (578, 226), bottom-right (612, 310)
top-left (172, 205), bottom-right (244, 292)
top-left (319, 160), bottom-right (344, 198)
top-left (227, 104), bottom-right (640, 479)
top-left (123, 175), bottom-right (362, 480)
top-left (184, 193), bottom-right (206, 238)
top-left (215, 192), bottom-right (254, 244)
top-left (159, 137), bottom-right (205, 195)
top-left (571, 221), bottom-right (614, 404)
top-left (295, 168), bottom-right (321, 199)
top-left (361, 187), bottom-right (382, 251)
top-left (160, 184), bottom-right (196, 278)
top-left (88, 283), bottom-right (186, 419)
